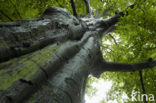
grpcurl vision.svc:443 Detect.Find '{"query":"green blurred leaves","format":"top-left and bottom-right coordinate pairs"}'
top-left (100, 0), bottom-right (156, 102)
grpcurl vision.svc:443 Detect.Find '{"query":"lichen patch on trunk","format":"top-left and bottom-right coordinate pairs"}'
top-left (0, 43), bottom-right (61, 90)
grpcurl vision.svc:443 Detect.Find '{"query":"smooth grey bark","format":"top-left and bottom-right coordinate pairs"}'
top-left (26, 37), bottom-right (100, 103)
top-left (0, 7), bottom-right (87, 63)
top-left (0, 6), bottom-right (101, 103)
top-left (91, 59), bottom-right (156, 77)
top-left (0, 6), bottom-right (155, 103)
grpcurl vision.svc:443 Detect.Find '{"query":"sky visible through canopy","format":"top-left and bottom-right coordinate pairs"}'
top-left (85, 79), bottom-right (113, 103)
top-left (85, 78), bottom-right (129, 103)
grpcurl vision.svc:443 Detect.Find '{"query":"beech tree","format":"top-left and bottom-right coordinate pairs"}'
top-left (0, 0), bottom-right (155, 103)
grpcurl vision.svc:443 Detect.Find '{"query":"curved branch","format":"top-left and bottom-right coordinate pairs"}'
top-left (104, 59), bottom-right (156, 72)
top-left (70, 0), bottom-right (78, 17)
top-left (92, 59), bottom-right (156, 77)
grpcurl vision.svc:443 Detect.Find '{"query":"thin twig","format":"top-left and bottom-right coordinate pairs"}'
top-left (139, 71), bottom-right (147, 103)
top-left (109, 34), bottom-right (118, 45)
top-left (70, 0), bottom-right (78, 17)
top-left (0, 10), bottom-right (13, 21)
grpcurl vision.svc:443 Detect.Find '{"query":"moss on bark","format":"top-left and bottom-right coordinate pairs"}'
top-left (0, 43), bottom-right (61, 90)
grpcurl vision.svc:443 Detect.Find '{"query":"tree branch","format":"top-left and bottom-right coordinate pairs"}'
top-left (0, 10), bottom-right (13, 21)
top-left (92, 59), bottom-right (156, 78)
top-left (102, 59), bottom-right (156, 72)
top-left (139, 71), bottom-right (147, 103)
top-left (70, 0), bottom-right (78, 17)
top-left (92, 59), bottom-right (156, 77)
top-left (104, 4), bottom-right (135, 27)
top-left (92, 4), bottom-right (135, 36)
top-left (83, 0), bottom-right (91, 16)
top-left (109, 34), bottom-right (118, 45)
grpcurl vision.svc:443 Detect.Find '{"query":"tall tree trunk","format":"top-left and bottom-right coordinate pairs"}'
top-left (0, 6), bottom-right (100, 103)
top-left (0, 6), bottom-right (155, 103)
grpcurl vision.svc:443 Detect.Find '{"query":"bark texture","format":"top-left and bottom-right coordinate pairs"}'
top-left (0, 6), bottom-right (100, 103)
top-left (0, 6), bottom-right (155, 103)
